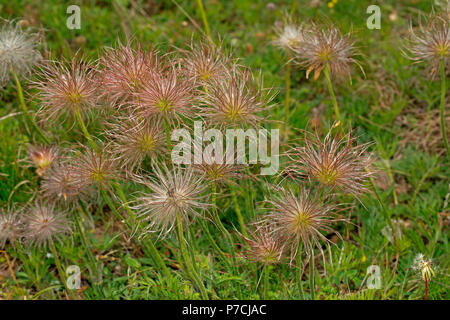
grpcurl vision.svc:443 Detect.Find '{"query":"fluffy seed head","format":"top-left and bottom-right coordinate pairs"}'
top-left (0, 207), bottom-right (23, 247)
top-left (412, 253), bottom-right (436, 281)
top-left (193, 148), bottom-right (245, 185)
top-left (134, 65), bottom-right (197, 126)
top-left (133, 165), bottom-right (209, 238)
top-left (105, 116), bottom-right (166, 172)
top-left (274, 22), bottom-right (304, 51)
top-left (180, 39), bottom-right (230, 84)
top-left (200, 67), bottom-right (275, 128)
top-left (0, 20), bottom-right (41, 86)
top-left (41, 162), bottom-right (81, 203)
top-left (71, 146), bottom-right (120, 193)
top-left (292, 23), bottom-right (360, 79)
top-left (34, 59), bottom-right (98, 123)
top-left (27, 145), bottom-right (57, 177)
top-left (240, 223), bottom-right (283, 265)
top-left (99, 41), bottom-right (161, 107)
top-left (285, 129), bottom-right (374, 197)
top-left (265, 186), bottom-right (343, 262)
top-left (405, 13), bottom-right (450, 75)
top-left (23, 202), bottom-right (71, 248)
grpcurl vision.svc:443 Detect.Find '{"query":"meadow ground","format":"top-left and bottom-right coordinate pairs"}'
top-left (0, 0), bottom-right (449, 300)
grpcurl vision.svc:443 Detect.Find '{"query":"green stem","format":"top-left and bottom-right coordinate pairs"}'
top-left (283, 59), bottom-right (291, 139)
top-left (296, 243), bottom-right (305, 299)
top-left (324, 64), bottom-right (341, 123)
top-left (101, 186), bottom-right (172, 279)
top-left (50, 240), bottom-right (77, 299)
top-left (176, 213), bottom-right (208, 299)
top-left (198, 219), bottom-right (232, 269)
top-left (196, 0), bottom-right (211, 40)
top-left (164, 118), bottom-right (172, 154)
top-left (14, 242), bottom-right (43, 291)
top-left (10, 67), bottom-right (50, 144)
top-left (73, 105), bottom-right (98, 152)
top-left (439, 59), bottom-right (449, 158)
top-left (229, 183), bottom-right (248, 237)
top-left (309, 252), bottom-right (315, 300)
top-left (74, 206), bottom-right (102, 293)
top-left (263, 265), bottom-right (269, 299)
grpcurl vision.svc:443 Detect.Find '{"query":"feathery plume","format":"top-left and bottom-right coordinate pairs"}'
top-left (0, 207), bottom-right (23, 247)
top-left (105, 116), bottom-right (166, 172)
top-left (134, 65), bottom-right (197, 126)
top-left (264, 186), bottom-right (344, 262)
top-left (34, 58), bottom-right (98, 123)
top-left (193, 146), bottom-right (245, 185)
top-left (285, 129), bottom-right (374, 197)
top-left (41, 162), bottom-right (81, 203)
top-left (405, 13), bottom-right (450, 76)
top-left (0, 20), bottom-right (41, 86)
top-left (180, 38), bottom-right (230, 84)
top-left (71, 146), bottom-right (120, 194)
top-left (23, 202), bottom-right (71, 248)
top-left (133, 165), bottom-right (209, 238)
top-left (274, 21), bottom-right (304, 52)
top-left (291, 23), bottom-right (361, 80)
top-left (200, 66), bottom-right (275, 128)
top-left (240, 222), bottom-right (283, 265)
top-left (413, 253), bottom-right (436, 282)
top-left (99, 41), bottom-right (161, 107)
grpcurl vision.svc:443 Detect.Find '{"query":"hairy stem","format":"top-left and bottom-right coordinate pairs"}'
top-left (10, 67), bottom-right (50, 144)
top-left (50, 240), bottom-right (77, 299)
top-left (439, 58), bottom-right (449, 158)
top-left (101, 186), bottom-right (172, 279)
top-left (73, 104), bottom-right (98, 153)
top-left (198, 219), bottom-right (232, 269)
top-left (229, 183), bottom-right (248, 237)
top-left (176, 213), bottom-right (208, 299)
top-left (164, 118), bottom-right (173, 154)
top-left (324, 64), bottom-right (341, 123)
top-left (283, 59), bottom-right (291, 139)
top-left (263, 265), bottom-right (269, 299)
top-left (309, 252), bottom-right (315, 300)
top-left (196, 0), bottom-right (211, 40)
top-left (296, 243), bottom-right (305, 299)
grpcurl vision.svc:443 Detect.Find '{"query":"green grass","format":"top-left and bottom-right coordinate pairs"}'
top-left (0, 0), bottom-right (449, 300)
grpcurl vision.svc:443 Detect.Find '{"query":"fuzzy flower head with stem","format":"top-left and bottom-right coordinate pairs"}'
top-left (27, 145), bottom-right (57, 177)
top-left (405, 13), bottom-right (450, 76)
top-left (274, 20), bottom-right (304, 52)
top-left (412, 253), bottom-right (436, 282)
top-left (201, 66), bottom-right (275, 129)
top-left (34, 58), bottom-right (99, 124)
top-left (134, 65), bottom-right (197, 127)
top-left (265, 186), bottom-right (344, 262)
top-left (133, 165), bottom-right (209, 238)
top-left (180, 38), bottom-right (230, 84)
top-left (292, 23), bottom-right (361, 80)
top-left (71, 146), bottom-right (120, 194)
top-left (0, 207), bottom-right (23, 248)
top-left (0, 20), bottom-right (42, 87)
top-left (99, 41), bottom-right (161, 107)
top-left (105, 116), bottom-right (166, 172)
top-left (23, 201), bottom-right (71, 248)
top-left (239, 222), bottom-right (284, 266)
top-left (192, 143), bottom-right (246, 186)
top-left (41, 161), bottom-right (82, 203)
top-left (285, 127), bottom-right (374, 198)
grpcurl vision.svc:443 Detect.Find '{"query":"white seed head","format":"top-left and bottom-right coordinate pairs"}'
top-left (0, 20), bottom-right (41, 86)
